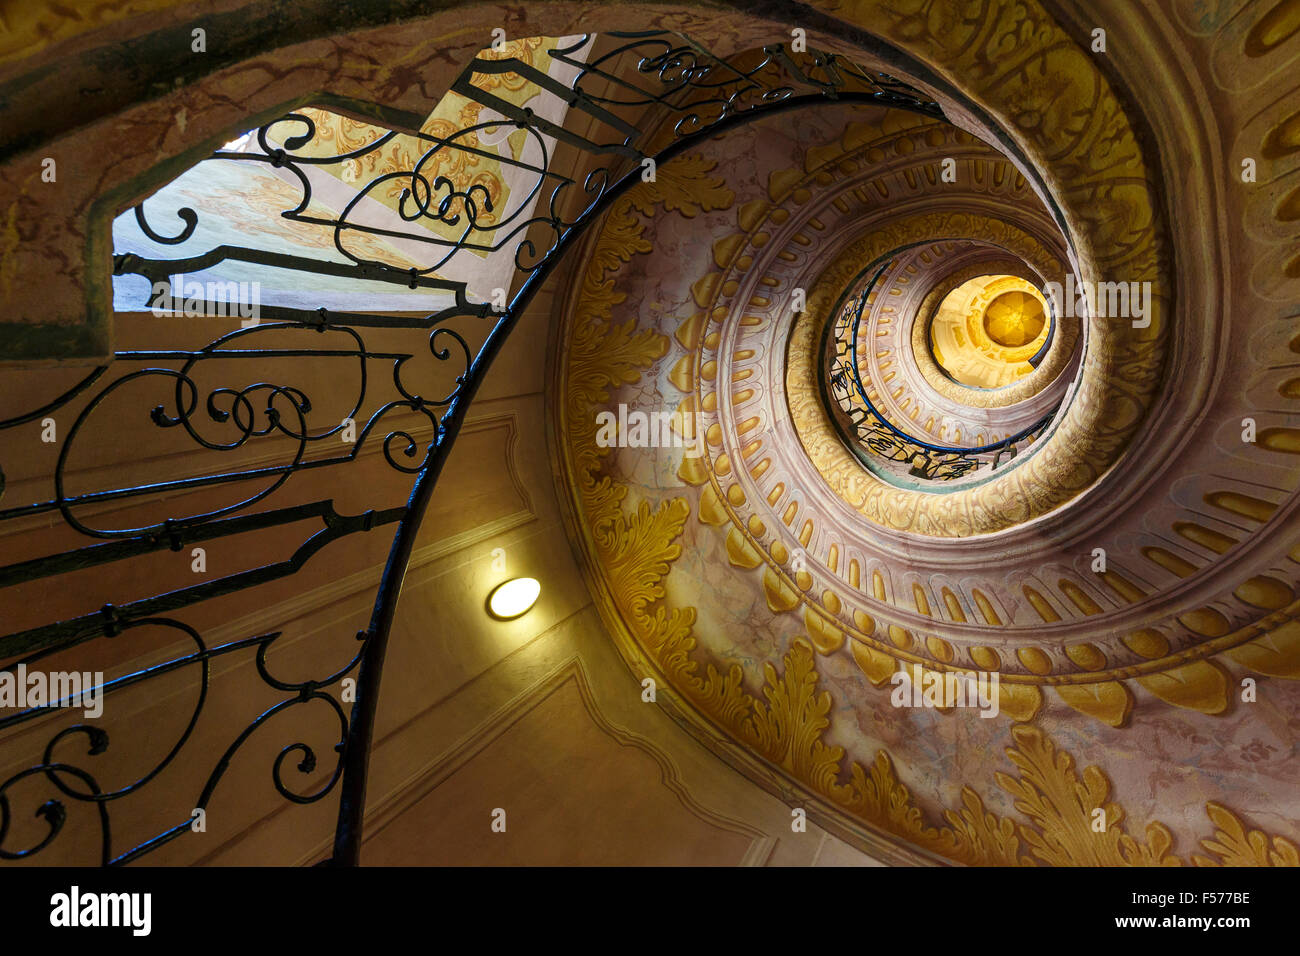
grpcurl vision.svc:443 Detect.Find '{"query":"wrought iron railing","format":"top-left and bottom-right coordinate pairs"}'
top-left (822, 263), bottom-right (1060, 482)
top-left (0, 32), bottom-right (943, 865)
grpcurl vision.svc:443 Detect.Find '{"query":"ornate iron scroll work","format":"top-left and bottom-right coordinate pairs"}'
top-left (822, 263), bottom-right (1060, 483)
top-left (0, 32), bottom-right (941, 865)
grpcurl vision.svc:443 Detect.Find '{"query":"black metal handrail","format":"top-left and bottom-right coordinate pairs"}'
top-left (0, 32), bottom-right (944, 866)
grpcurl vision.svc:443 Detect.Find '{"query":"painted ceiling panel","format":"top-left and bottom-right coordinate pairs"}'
top-left (112, 35), bottom-right (588, 316)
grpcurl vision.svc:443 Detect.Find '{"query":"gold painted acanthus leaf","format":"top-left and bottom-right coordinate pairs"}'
top-left (1194, 803), bottom-right (1300, 867)
top-left (995, 726), bottom-right (1179, 866)
top-left (745, 639), bottom-right (846, 791)
top-left (626, 153), bottom-right (736, 220)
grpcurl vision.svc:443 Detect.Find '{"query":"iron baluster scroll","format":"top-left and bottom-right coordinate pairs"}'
top-left (821, 263), bottom-right (1061, 483)
top-left (0, 32), bottom-right (942, 866)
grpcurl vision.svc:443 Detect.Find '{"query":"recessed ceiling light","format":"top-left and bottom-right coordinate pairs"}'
top-left (486, 577), bottom-right (541, 620)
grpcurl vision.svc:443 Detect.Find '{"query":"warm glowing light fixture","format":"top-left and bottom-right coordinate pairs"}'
top-left (486, 577), bottom-right (541, 620)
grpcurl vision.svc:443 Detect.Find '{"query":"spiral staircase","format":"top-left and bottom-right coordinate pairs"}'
top-left (0, 1), bottom-right (1297, 867)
